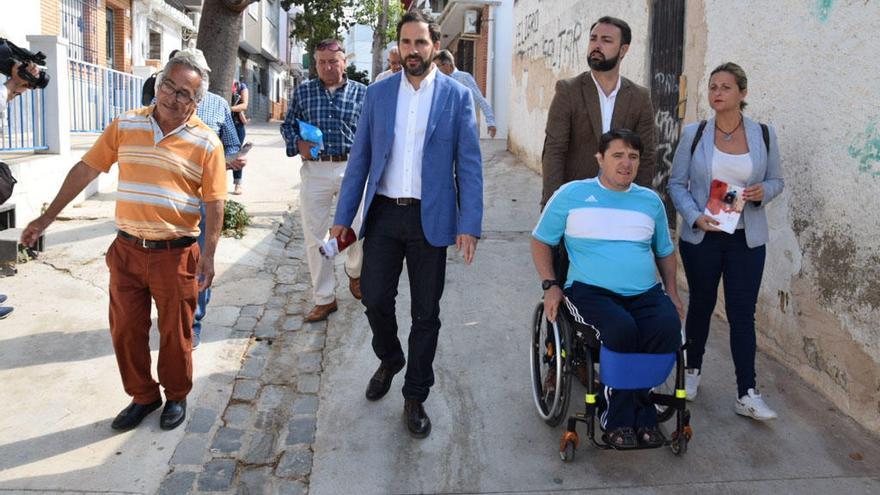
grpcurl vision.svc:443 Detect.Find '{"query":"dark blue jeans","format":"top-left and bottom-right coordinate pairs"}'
top-left (233, 123), bottom-right (245, 182)
top-left (193, 203), bottom-right (211, 342)
top-left (360, 198), bottom-right (447, 403)
top-left (679, 230), bottom-right (765, 397)
top-left (566, 282), bottom-right (681, 431)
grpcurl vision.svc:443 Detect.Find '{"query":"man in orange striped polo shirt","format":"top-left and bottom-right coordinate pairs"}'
top-left (21, 52), bottom-right (227, 432)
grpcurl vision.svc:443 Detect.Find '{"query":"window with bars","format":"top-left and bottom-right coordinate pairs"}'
top-left (60, 0), bottom-right (99, 63)
top-left (148, 30), bottom-right (162, 60)
top-left (105, 7), bottom-right (115, 68)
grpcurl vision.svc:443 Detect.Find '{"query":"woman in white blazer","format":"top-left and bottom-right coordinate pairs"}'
top-left (668, 63), bottom-right (784, 421)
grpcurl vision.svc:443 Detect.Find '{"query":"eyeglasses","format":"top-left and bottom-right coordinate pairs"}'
top-left (316, 40), bottom-right (345, 53)
top-left (158, 80), bottom-right (196, 104)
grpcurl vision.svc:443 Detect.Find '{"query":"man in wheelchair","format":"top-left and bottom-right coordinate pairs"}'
top-left (531, 129), bottom-right (684, 449)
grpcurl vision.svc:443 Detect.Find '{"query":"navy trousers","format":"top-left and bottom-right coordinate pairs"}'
top-left (567, 282), bottom-right (681, 430)
top-left (679, 230), bottom-right (765, 397)
top-left (360, 197), bottom-right (447, 403)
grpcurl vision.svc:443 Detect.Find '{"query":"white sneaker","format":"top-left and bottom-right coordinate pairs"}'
top-left (735, 388), bottom-right (778, 420)
top-left (684, 368), bottom-right (700, 401)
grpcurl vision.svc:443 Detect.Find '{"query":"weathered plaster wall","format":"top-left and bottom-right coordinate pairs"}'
top-left (509, 0), bottom-right (652, 175)
top-left (692, 0), bottom-right (880, 433)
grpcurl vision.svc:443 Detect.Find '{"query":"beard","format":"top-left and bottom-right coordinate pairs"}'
top-left (587, 49), bottom-right (621, 72)
top-left (404, 51), bottom-right (433, 77)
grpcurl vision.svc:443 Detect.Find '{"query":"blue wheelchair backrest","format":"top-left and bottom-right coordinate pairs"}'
top-left (599, 347), bottom-right (675, 390)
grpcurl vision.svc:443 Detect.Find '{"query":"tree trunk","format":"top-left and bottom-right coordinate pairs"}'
top-left (196, 0), bottom-right (257, 101)
top-left (371, 0), bottom-right (388, 81)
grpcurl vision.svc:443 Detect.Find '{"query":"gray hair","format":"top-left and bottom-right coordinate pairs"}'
top-left (157, 51), bottom-right (210, 103)
top-left (434, 49), bottom-right (454, 67)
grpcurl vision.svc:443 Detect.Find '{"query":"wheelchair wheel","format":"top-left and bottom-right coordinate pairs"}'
top-left (530, 303), bottom-right (573, 426)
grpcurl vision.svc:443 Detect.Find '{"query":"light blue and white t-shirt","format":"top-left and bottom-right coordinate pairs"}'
top-left (532, 178), bottom-right (674, 296)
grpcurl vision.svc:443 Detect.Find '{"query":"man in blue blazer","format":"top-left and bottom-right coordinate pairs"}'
top-left (330, 10), bottom-right (483, 439)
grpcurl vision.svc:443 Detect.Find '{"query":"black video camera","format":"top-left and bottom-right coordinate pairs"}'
top-left (0, 37), bottom-right (50, 90)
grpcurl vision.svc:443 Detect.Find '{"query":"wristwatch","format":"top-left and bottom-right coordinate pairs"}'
top-left (542, 279), bottom-right (561, 291)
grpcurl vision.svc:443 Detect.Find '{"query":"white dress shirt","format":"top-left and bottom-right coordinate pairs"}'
top-left (377, 66), bottom-right (438, 199)
top-left (591, 72), bottom-right (621, 133)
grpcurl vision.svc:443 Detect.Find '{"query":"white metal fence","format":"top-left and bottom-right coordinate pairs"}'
top-left (69, 59), bottom-right (145, 132)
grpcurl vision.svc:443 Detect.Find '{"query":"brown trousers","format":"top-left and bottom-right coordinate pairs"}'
top-left (106, 236), bottom-right (199, 404)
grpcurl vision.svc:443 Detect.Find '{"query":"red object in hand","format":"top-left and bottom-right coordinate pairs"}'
top-left (319, 228), bottom-right (357, 258)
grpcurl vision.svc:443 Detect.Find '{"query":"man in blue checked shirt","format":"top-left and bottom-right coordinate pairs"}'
top-left (280, 38), bottom-right (367, 323)
top-left (169, 50), bottom-right (247, 349)
top-left (434, 49), bottom-right (496, 138)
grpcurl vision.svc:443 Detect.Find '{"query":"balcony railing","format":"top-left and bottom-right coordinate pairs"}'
top-left (0, 90), bottom-right (48, 152)
top-left (69, 59), bottom-right (145, 133)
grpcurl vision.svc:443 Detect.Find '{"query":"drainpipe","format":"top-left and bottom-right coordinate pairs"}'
top-left (486, 4), bottom-right (495, 139)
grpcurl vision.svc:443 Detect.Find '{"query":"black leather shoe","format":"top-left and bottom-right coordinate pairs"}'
top-left (160, 399), bottom-right (187, 430)
top-left (365, 359), bottom-right (405, 401)
top-left (111, 399), bottom-right (162, 431)
top-left (404, 399), bottom-right (431, 438)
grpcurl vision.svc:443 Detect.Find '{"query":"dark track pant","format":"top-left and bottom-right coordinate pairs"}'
top-left (567, 282), bottom-right (681, 430)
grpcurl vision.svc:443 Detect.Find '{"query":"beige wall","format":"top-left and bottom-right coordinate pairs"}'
top-left (508, 0), bottom-right (880, 433)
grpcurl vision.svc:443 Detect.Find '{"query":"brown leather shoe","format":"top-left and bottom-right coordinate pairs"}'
top-left (349, 277), bottom-right (362, 300)
top-left (304, 300), bottom-right (338, 322)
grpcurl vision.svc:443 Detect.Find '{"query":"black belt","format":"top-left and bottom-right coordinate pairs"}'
top-left (315, 153), bottom-right (348, 162)
top-left (118, 230), bottom-right (197, 249)
top-left (376, 195), bottom-right (420, 206)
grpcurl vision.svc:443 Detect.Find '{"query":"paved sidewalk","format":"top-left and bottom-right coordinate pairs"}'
top-left (0, 122), bottom-right (299, 494)
top-left (310, 141), bottom-right (880, 495)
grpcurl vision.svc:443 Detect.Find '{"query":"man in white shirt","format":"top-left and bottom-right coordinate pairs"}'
top-left (541, 16), bottom-right (657, 205)
top-left (433, 49), bottom-right (496, 138)
top-left (330, 11), bottom-right (483, 439)
top-left (373, 47), bottom-right (401, 82)
top-left (0, 60), bottom-right (40, 320)
top-left (0, 61), bottom-right (40, 126)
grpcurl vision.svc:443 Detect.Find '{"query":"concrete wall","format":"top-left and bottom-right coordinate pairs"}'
top-left (508, 0), bottom-right (880, 433)
top-left (509, 0), bottom-right (651, 173)
top-left (490, 1), bottom-right (513, 140)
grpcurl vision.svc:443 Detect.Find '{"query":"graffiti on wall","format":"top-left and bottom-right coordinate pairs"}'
top-left (848, 118), bottom-right (880, 177)
top-left (814, 0), bottom-right (835, 22)
top-left (515, 10), bottom-right (542, 61)
top-left (652, 107), bottom-right (681, 193)
top-left (515, 10), bottom-right (585, 70)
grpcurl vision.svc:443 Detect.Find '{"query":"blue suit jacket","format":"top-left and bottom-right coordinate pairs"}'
top-left (334, 71), bottom-right (483, 247)
top-left (668, 116), bottom-right (784, 248)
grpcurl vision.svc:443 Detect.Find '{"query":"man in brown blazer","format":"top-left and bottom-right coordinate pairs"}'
top-left (541, 16), bottom-right (658, 205)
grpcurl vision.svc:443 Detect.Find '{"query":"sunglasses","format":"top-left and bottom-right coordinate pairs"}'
top-left (316, 40), bottom-right (345, 53)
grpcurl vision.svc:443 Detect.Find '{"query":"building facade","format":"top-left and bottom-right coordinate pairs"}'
top-left (416, 0), bottom-right (512, 139)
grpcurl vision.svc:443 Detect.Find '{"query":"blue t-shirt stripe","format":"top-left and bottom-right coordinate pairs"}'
top-left (533, 178), bottom-right (673, 296)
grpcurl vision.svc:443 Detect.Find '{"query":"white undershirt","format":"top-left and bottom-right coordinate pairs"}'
top-left (377, 66), bottom-right (437, 199)
top-left (712, 146), bottom-right (753, 229)
top-left (0, 82), bottom-right (9, 126)
top-left (591, 73), bottom-right (621, 133)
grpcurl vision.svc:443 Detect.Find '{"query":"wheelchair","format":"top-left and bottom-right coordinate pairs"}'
top-left (530, 289), bottom-right (693, 461)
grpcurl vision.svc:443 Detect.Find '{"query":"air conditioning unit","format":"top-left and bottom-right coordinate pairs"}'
top-left (463, 10), bottom-right (480, 34)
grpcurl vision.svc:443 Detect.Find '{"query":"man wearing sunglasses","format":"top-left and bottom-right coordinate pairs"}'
top-left (281, 38), bottom-right (368, 322)
top-left (21, 52), bottom-right (227, 432)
